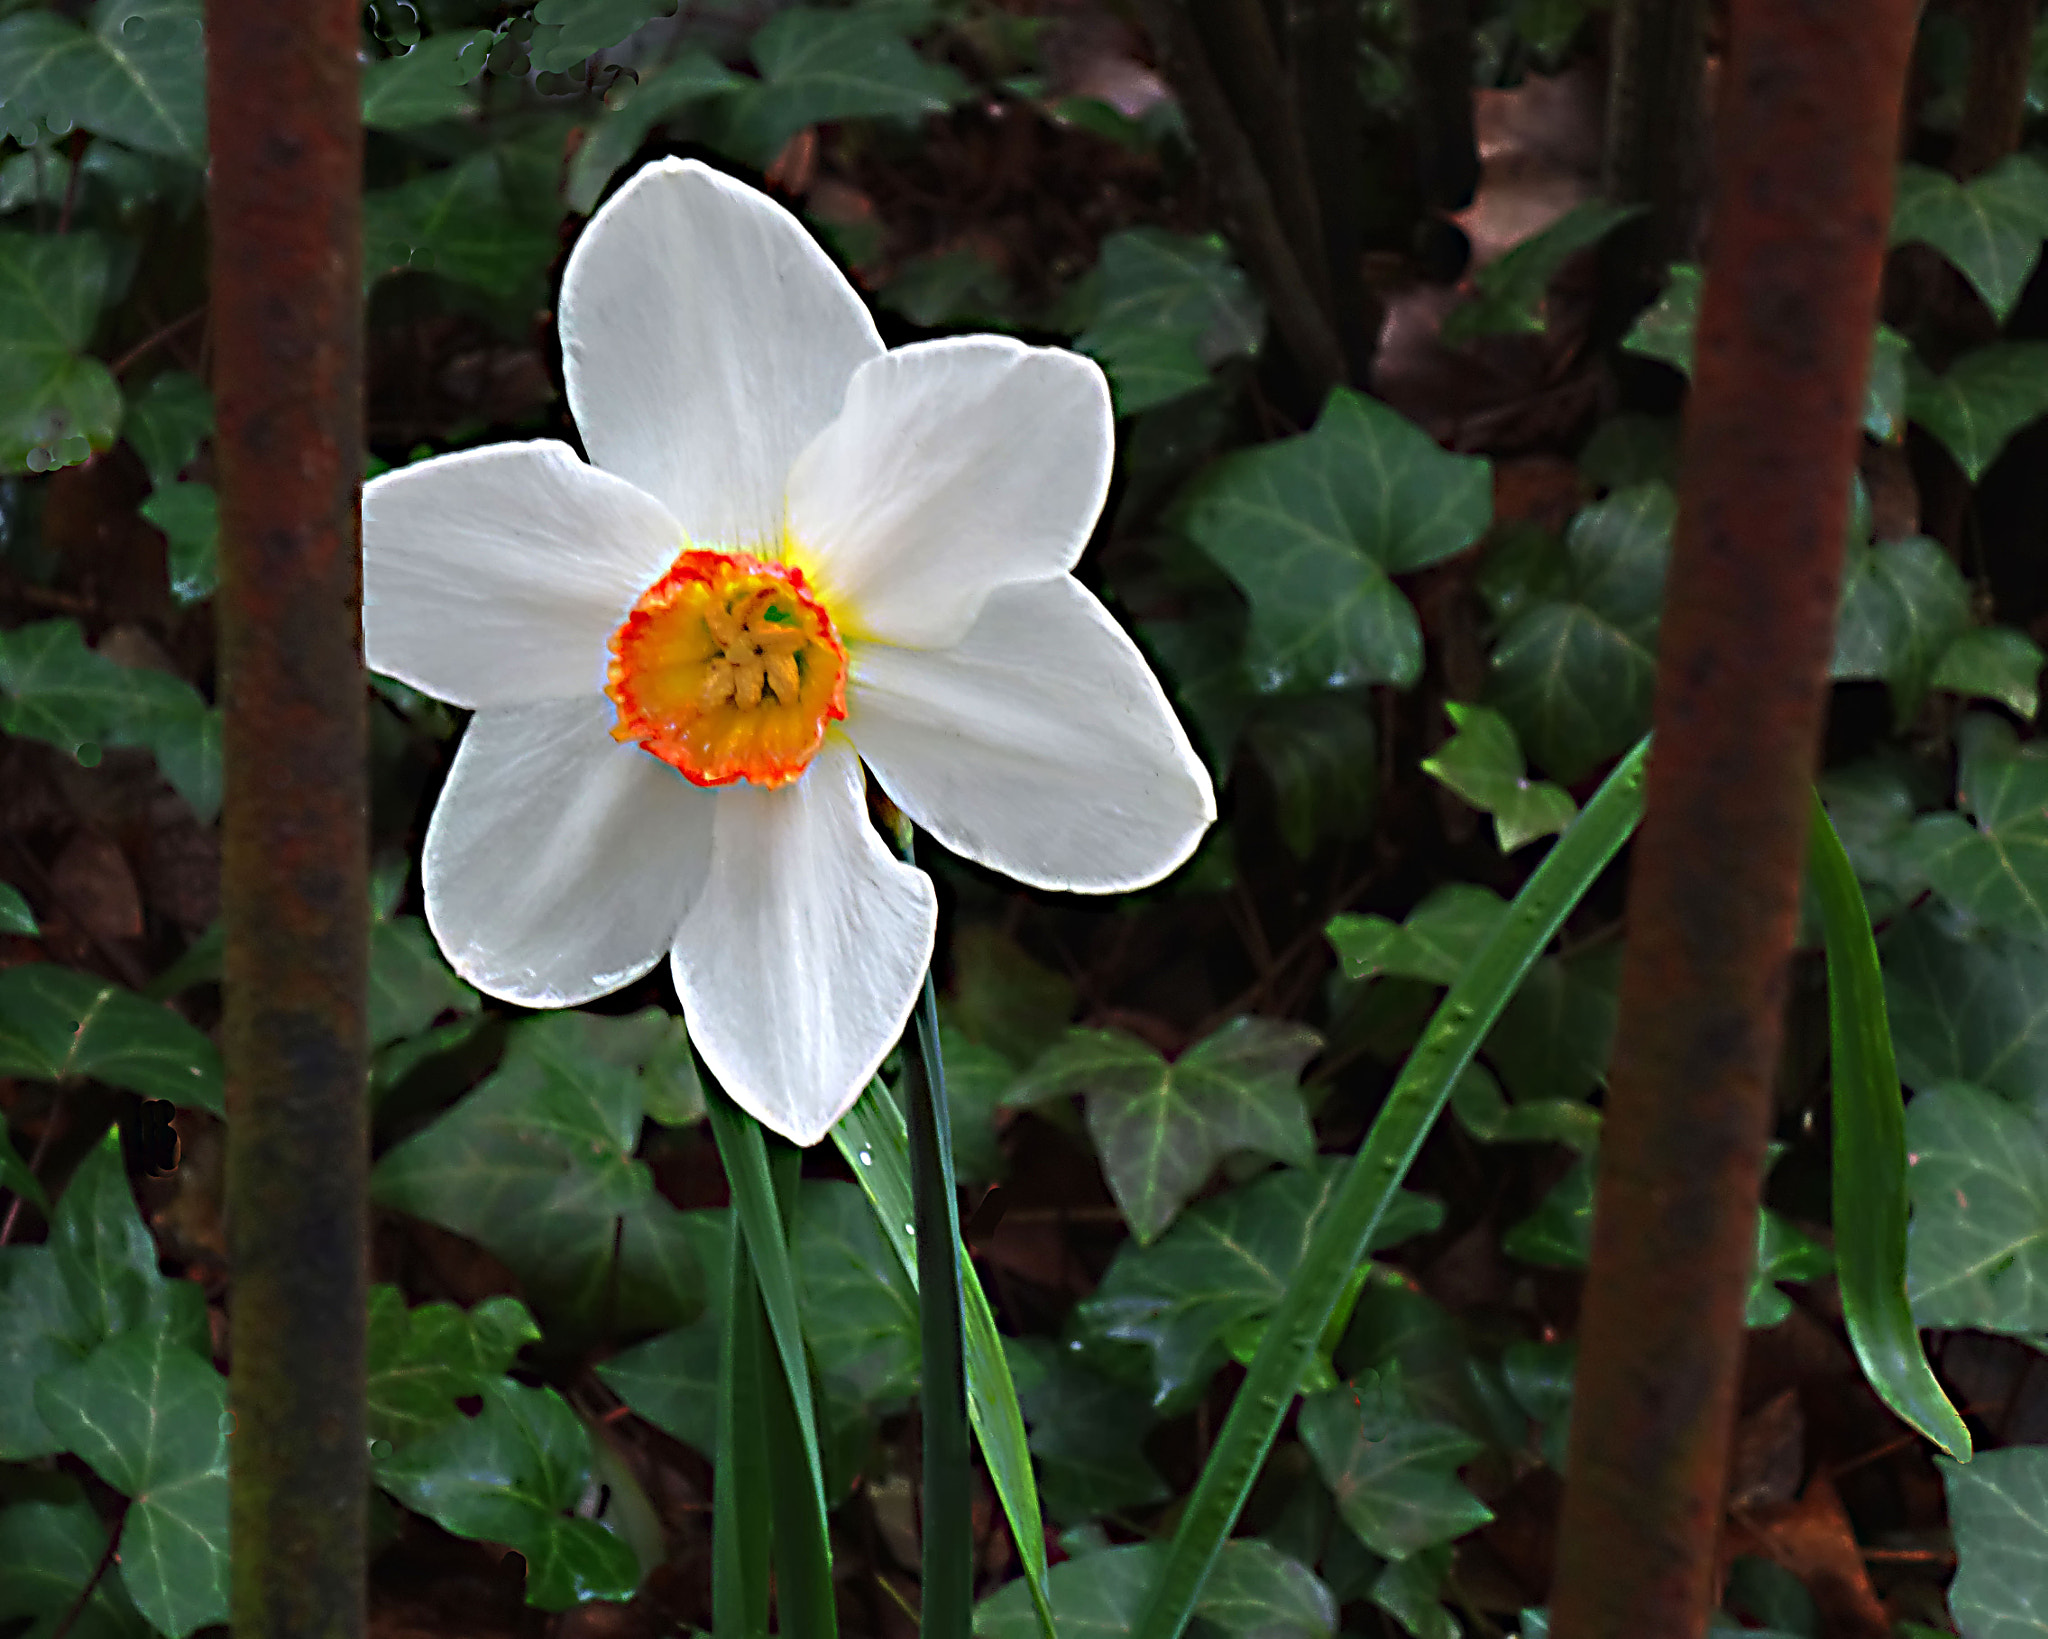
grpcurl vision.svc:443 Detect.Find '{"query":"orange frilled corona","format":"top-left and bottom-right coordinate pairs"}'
top-left (606, 550), bottom-right (847, 788)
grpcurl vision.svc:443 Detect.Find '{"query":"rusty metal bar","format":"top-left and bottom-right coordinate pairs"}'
top-left (1549, 0), bottom-right (1920, 1633)
top-left (207, 6), bottom-right (368, 1639)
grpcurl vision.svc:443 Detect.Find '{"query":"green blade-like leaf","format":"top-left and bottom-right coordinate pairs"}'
top-left (714, 1224), bottom-right (773, 1639)
top-left (834, 1081), bottom-right (1058, 1639)
top-left (1130, 736), bottom-right (1650, 1639)
top-left (35, 1322), bottom-right (228, 1639)
top-left (704, 1094), bottom-right (830, 1523)
top-left (1806, 796), bottom-right (1970, 1458)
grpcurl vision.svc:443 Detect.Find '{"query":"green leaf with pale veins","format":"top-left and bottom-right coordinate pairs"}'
top-left (369, 913), bottom-right (478, 1048)
top-left (1184, 388), bottom-right (1493, 694)
top-left (975, 1541), bottom-right (1335, 1639)
top-left (36, 1322), bottom-right (228, 1639)
top-left (1622, 263), bottom-right (1908, 441)
top-left (0, 882), bottom-right (35, 936)
top-left (1005, 1336), bottom-right (1168, 1524)
top-left (0, 232), bottom-right (120, 474)
top-left (363, 136), bottom-right (568, 306)
top-left (377, 1378), bottom-right (641, 1610)
top-left (1934, 625), bottom-right (2044, 721)
top-left (1074, 1161), bottom-right (1442, 1405)
top-left (1298, 1376), bottom-right (1493, 1560)
top-left (566, 51), bottom-right (743, 213)
top-left (1907, 342), bottom-right (2048, 482)
top-left (1891, 155), bottom-right (2048, 323)
top-left (0, 1487), bottom-right (151, 1639)
top-left (794, 1179), bottom-right (921, 1417)
top-left (1487, 483), bottom-right (1673, 782)
top-left (1886, 903), bottom-right (2048, 1105)
top-left (1009, 1018), bottom-right (1319, 1243)
top-left (1903, 1082), bottom-right (2048, 1332)
top-left (0, 0), bottom-right (206, 162)
top-left (595, 1212), bottom-right (731, 1458)
top-left (1831, 535), bottom-right (1971, 719)
top-left (532, 0), bottom-right (676, 73)
top-left (722, 6), bottom-right (968, 165)
top-left (1440, 200), bottom-right (1642, 344)
top-left (361, 32), bottom-right (486, 130)
top-left (1942, 1446), bottom-right (2048, 1639)
top-left (366, 1285), bottom-right (541, 1452)
top-left (1326, 883), bottom-right (1508, 987)
top-left (138, 481), bottom-right (216, 605)
top-left (0, 1249), bottom-right (88, 1458)
top-left (1075, 229), bottom-right (1263, 415)
top-left (371, 1012), bottom-right (704, 1338)
top-left (0, 966), bottom-right (221, 1110)
top-left (122, 369), bottom-right (209, 488)
top-left (1421, 701), bottom-right (1578, 852)
top-left (1911, 715), bottom-right (2048, 939)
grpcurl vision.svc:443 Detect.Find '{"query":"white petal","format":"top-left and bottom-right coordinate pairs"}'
top-left (363, 441), bottom-right (682, 709)
top-left (424, 695), bottom-right (718, 1006)
top-left (846, 577), bottom-right (1215, 893)
top-left (671, 739), bottom-right (936, 1146)
top-left (560, 158), bottom-right (882, 548)
top-left (785, 337), bottom-right (1113, 648)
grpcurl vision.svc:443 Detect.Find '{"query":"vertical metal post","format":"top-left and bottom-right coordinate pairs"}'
top-left (206, 7), bottom-right (368, 1639)
top-left (1548, 0), bottom-right (1920, 1633)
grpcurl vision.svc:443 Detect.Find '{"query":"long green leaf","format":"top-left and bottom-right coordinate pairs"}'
top-left (713, 1230), bottom-right (771, 1639)
top-left (1807, 792), bottom-right (1972, 1460)
top-left (833, 1084), bottom-right (1058, 1639)
top-left (705, 1094), bottom-right (829, 1523)
top-left (906, 974), bottom-right (973, 1639)
top-left (763, 1143), bottom-right (838, 1639)
top-left (1131, 735), bottom-right (1653, 1639)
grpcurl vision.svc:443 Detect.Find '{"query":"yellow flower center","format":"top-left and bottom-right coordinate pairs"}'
top-left (606, 550), bottom-right (847, 788)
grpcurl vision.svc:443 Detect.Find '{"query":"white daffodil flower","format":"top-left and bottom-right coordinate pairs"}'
top-left (362, 158), bottom-right (1215, 1146)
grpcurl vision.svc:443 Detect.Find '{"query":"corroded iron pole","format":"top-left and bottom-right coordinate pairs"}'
top-left (207, 5), bottom-right (368, 1639)
top-left (1549, 0), bottom-right (1919, 1632)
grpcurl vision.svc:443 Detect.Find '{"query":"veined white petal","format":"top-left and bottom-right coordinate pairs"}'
top-left (671, 738), bottom-right (936, 1146)
top-left (785, 337), bottom-right (1113, 649)
top-left (424, 695), bottom-right (717, 1007)
top-left (363, 441), bottom-right (682, 709)
top-left (847, 576), bottom-right (1215, 893)
top-left (560, 158), bottom-right (882, 549)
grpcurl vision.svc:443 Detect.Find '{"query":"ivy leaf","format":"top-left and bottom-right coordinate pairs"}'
top-left (0, 881), bottom-right (35, 935)
top-left (363, 140), bottom-right (566, 306)
top-left (0, 232), bottom-right (120, 474)
top-left (1075, 229), bottom-right (1263, 415)
top-left (1244, 691), bottom-right (1378, 859)
top-left (1184, 388), bottom-right (1492, 694)
top-left (1622, 264), bottom-right (1907, 441)
top-left (48, 1129), bottom-right (181, 1351)
top-left (946, 925), bottom-right (1075, 1069)
top-left (1008, 1018), bottom-right (1320, 1243)
top-left (36, 1322), bottom-right (228, 1639)
top-left (366, 1285), bottom-right (542, 1451)
top-left (531, 0), bottom-right (676, 73)
top-left (1326, 883), bottom-right (1509, 987)
top-left (138, 481), bottom-right (217, 605)
top-left (1942, 1446), bottom-right (2048, 1639)
top-left (975, 1541), bottom-right (1335, 1639)
top-left (794, 1180), bottom-right (920, 1417)
top-left (722, 7), bottom-right (968, 165)
top-left (0, 1249), bottom-right (88, 1458)
top-left (1902, 1082), bottom-right (2048, 1332)
top-left (369, 914), bottom-right (478, 1049)
top-left (1485, 942), bottom-right (1622, 1107)
top-left (122, 369), bottom-right (210, 488)
top-left (1910, 716), bottom-right (2048, 939)
top-left (0, 1109), bottom-right (42, 1212)
top-left (377, 1378), bottom-right (641, 1611)
top-left (1449, 1062), bottom-right (1602, 1151)
top-left (1831, 535), bottom-right (1971, 719)
top-left (0, 965), bottom-right (222, 1110)
top-left (1487, 483), bottom-right (1672, 782)
top-left (1906, 343), bottom-right (2048, 483)
top-left (940, 1021), bottom-right (1012, 1183)
top-left (361, 33), bottom-right (485, 130)
top-left (1886, 904), bottom-right (2048, 1104)
top-left (1421, 701), bottom-right (1578, 852)
top-left (566, 51), bottom-right (742, 213)
top-left (1439, 200), bottom-right (1642, 344)
top-left (594, 1211), bottom-right (731, 1458)
top-left (0, 1487), bottom-right (152, 1639)
top-left (1934, 626), bottom-right (2044, 721)
top-left (1006, 1336), bottom-right (1168, 1525)
top-left (1074, 1161), bottom-right (1443, 1405)
top-left (1298, 1376), bottom-right (1493, 1559)
top-left (0, 0), bottom-right (206, 163)
top-left (1890, 155), bottom-right (2048, 323)
top-left (371, 1014), bottom-right (705, 1338)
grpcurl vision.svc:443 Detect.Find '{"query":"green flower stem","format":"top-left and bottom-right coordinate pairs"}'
top-left (907, 973), bottom-right (974, 1638)
top-left (1807, 791), bottom-right (1971, 1459)
top-left (1132, 735), bottom-right (1653, 1639)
